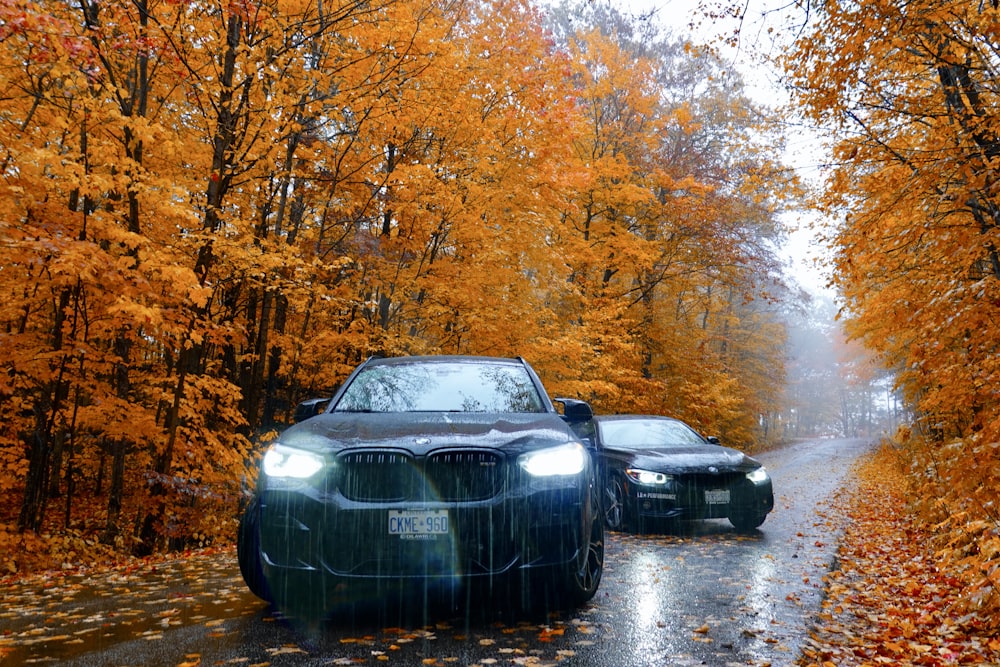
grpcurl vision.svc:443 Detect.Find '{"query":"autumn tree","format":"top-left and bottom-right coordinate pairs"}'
top-left (1, 0), bottom-right (801, 570)
top-left (0, 0), bottom-right (395, 556)
top-left (784, 0), bottom-right (1000, 626)
top-left (544, 2), bottom-right (797, 447)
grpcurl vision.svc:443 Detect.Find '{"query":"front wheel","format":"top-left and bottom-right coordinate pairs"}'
top-left (559, 483), bottom-right (604, 605)
top-left (729, 510), bottom-right (768, 532)
top-left (237, 496), bottom-right (270, 601)
top-left (603, 475), bottom-right (627, 530)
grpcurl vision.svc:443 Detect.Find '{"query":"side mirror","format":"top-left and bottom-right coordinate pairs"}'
top-left (706, 436), bottom-right (721, 445)
top-left (293, 398), bottom-right (330, 423)
top-left (554, 397), bottom-right (594, 423)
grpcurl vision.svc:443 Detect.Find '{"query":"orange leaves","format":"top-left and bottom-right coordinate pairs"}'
top-left (800, 443), bottom-right (1000, 666)
top-left (0, 0), bottom-right (799, 569)
top-left (0, 523), bottom-right (122, 577)
top-left (534, 19), bottom-right (795, 432)
top-left (785, 0), bottom-right (1000, 644)
top-left (787, 0), bottom-right (1000, 438)
top-left (321, 617), bottom-right (591, 666)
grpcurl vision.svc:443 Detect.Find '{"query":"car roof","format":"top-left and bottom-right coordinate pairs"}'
top-left (594, 414), bottom-right (682, 422)
top-left (363, 355), bottom-right (525, 366)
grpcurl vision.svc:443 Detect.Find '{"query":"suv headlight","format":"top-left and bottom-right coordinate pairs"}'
top-left (519, 442), bottom-right (587, 477)
top-left (262, 444), bottom-right (325, 479)
top-left (746, 467), bottom-right (769, 484)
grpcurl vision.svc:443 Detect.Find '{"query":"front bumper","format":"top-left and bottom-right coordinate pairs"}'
top-left (257, 467), bottom-right (590, 582)
top-left (629, 473), bottom-right (774, 521)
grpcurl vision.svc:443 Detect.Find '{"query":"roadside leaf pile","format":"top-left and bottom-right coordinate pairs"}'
top-left (800, 444), bottom-right (1000, 666)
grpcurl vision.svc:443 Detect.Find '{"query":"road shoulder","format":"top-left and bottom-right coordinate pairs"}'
top-left (798, 444), bottom-right (1000, 665)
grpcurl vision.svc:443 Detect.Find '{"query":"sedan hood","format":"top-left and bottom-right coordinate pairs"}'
top-left (611, 445), bottom-right (761, 473)
top-left (278, 412), bottom-right (578, 456)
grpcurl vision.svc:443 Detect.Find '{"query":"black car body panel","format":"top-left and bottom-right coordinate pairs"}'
top-left (611, 445), bottom-right (758, 474)
top-left (258, 412), bottom-right (591, 577)
top-left (238, 356), bottom-right (603, 613)
top-left (587, 415), bottom-right (774, 531)
top-left (283, 412), bottom-right (581, 455)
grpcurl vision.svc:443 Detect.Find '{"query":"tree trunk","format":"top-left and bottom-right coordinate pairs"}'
top-left (47, 429), bottom-right (65, 499)
top-left (18, 287), bottom-right (72, 533)
top-left (18, 410), bottom-right (52, 533)
top-left (101, 438), bottom-right (126, 545)
top-left (135, 349), bottom-right (192, 556)
top-left (262, 293), bottom-right (288, 427)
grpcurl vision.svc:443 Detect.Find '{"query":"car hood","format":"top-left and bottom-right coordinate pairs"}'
top-left (607, 445), bottom-right (761, 473)
top-left (277, 412), bottom-right (579, 456)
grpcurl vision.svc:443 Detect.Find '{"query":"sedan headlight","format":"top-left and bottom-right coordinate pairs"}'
top-left (626, 468), bottom-right (672, 485)
top-left (746, 467), bottom-right (769, 484)
top-left (519, 442), bottom-right (587, 477)
top-left (262, 444), bottom-right (325, 479)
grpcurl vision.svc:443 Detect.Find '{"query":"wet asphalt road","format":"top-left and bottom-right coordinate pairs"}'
top-left (1, 437), bottom-right (875, 667)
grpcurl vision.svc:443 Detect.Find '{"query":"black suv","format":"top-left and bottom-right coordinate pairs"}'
top-left (237, 355), bottom-right (602, 615)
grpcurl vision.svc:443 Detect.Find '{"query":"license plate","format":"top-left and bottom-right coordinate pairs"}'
top-left (388, 509), bottom-right (449, 536)
top-left (705, 489), bottom-right (730, 504)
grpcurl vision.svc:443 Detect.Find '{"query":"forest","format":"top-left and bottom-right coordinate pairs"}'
top-left (0, 0), bottom-right (802, 561)
top-left (1, 0), bottom-right (997, 631)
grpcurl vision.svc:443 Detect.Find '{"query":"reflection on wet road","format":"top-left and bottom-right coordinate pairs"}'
top-left (0, 438), bottom-right (874, 667)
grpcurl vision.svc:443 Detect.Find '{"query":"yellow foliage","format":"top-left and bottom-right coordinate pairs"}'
top-left (0, 0), bottom-right (796, 564)
top-left (784, 0), bottom-right (1000, 624)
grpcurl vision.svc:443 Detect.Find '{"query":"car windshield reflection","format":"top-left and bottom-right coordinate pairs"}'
top-left (333, 362), bottom-right (547, 413)
top-left (598, 419), bottom-right (706, 448)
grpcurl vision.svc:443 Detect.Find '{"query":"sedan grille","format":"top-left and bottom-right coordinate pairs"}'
top-left (338, 449), bottom-right (505, 502)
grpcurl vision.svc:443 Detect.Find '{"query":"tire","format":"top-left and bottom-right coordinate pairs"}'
top-left (268, 570), bottom-right (331, 618)
top-left (559, 480), bottom-right (604, 606)
top-left (603, 475), bottom-right (627, 531)
top-left (729, 510), bottom-right (768, 532)
top-left (237, 496), bottom-right (270, 601)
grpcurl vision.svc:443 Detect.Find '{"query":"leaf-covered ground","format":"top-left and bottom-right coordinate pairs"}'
top-left (799, 445), bottom-right (1000, 666)
top-left (5, 443), bottom-right (1000, 665)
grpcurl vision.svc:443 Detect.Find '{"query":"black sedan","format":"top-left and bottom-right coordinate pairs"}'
top-left (583, 415), bottom-right (773, 532)
top-left (237, 355), bottom-right (603, 616)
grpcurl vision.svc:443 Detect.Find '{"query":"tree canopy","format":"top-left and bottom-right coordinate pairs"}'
top-left (784, 0), bottom-right (1000, 629)
top-left (0, 0), bottom-right (797, 565)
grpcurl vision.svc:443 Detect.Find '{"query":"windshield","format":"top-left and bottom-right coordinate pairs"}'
top-left (598, 419), bottom-right (706, 449)
top-left (333, 361), bottom-right (547, 413)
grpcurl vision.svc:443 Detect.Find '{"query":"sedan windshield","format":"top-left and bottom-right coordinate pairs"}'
top-left (598, 419), bottom-right (706, 448)
top-left (333, 362), bottom-right (546, 413)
